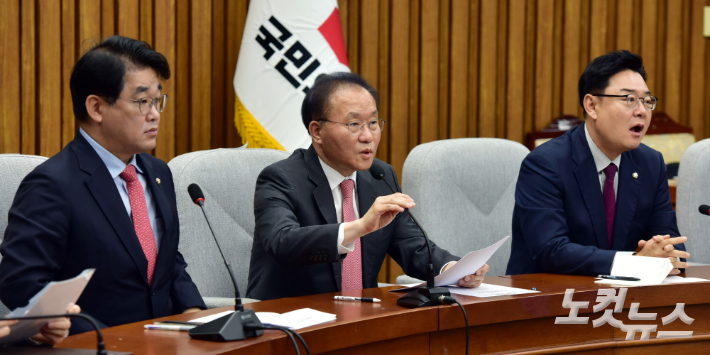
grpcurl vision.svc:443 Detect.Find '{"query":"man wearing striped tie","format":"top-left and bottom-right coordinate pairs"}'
top-left (0, 36), bottom-right (205, 335)
top-left (247, 72), bottom-right (489, 301)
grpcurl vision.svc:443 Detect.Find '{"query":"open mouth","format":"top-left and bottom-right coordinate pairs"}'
top-left (630, 124), bottom-right (644, 134)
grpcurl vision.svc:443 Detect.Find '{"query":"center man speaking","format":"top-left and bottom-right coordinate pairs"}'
top-left (247, 73), bottom-right (489, 300)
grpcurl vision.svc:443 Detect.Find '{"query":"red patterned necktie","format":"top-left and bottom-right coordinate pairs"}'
top-left (119, 164), bottom-right (158, 285)
top-left (340, 179), bottom-right (363, 291)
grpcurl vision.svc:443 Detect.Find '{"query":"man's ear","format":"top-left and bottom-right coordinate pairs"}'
top-left (85, 95), bottom-right (104, 124)
top-left (309, 120), bottom-right (323, 144)
top-left (583, 94), bottom-right (598, 121)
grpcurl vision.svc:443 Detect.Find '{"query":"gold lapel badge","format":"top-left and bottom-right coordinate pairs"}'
top-left (632, 172), bottom-right (638, 179)
top-left (156, 178), bottom-right (161, 185)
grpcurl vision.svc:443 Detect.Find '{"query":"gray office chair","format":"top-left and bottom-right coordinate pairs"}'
top-left (396, 138), bottom-right (529, 284)
top-left (169, 147), bottom-right (290, 307)
top-left (676, 138), bottom-right (710, 266)
top-left (0, 154), bottom-right (49, 316)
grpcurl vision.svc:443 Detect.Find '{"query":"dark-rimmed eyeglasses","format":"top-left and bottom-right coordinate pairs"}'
top-left (117, 94), bottom-right (168, 114)
top-left (592, 93), bottom-right (657, 111)
top-left (319, 118), bottom-right (386, 136)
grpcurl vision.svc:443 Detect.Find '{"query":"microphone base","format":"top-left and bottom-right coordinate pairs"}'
top-left (397, 287), bottom-right (451, 308)
top-left (188, 309), bottom-right (264, 342)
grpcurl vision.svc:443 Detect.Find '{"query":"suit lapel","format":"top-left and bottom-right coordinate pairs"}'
top-left (612, 153), bottom-right (640, 250)
top-left (72, 133), bottom-right (150, 285)
top-left (136, 154), bottom-right (173, 288)
top-left (571, 125), bottom-right (610, 249)
top-left (304, 146), bottom-right (342, 289)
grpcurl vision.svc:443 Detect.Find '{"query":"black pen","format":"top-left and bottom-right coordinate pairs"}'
top-left (155, 321), bottom-right (201, 326)
top-left (333, 296), bottom-right (381, 303)
top-left (597, 275), bottom-right (641, 281)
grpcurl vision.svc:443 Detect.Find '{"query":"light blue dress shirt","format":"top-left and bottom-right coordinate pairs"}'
top-left (79, 128), bottom-right (162, 249)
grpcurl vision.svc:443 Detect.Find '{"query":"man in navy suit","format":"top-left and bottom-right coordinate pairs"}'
top-left (507, 50), bottom-right (689, 276)
top-left (247, 72), bottom-right (489, 301)
top-left (0, 36), bottom-right (205, 334)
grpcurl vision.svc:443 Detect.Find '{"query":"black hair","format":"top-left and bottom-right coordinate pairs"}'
top-left (70, 35), bottom-right (170, 121)
top-left (301, 72), bottom-right (379, 131)
top-left (578, 50), bottom-right (646, 114)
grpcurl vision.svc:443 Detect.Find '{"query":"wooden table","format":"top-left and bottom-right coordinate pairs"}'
top-left (58, 267), bottom-right (710, 354)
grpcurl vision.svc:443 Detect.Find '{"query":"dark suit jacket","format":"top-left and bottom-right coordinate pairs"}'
top-left (246, 146), bottom-right (458, 301)
top-left (0, 132), bottom-right (205, 334)
top-left (506, 124), bottom-right (683, 276)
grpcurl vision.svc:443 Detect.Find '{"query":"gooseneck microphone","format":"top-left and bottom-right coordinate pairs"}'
top-left (699, 205), bottom-right (710, 216)
top-left (368, 164), bottom-right (451, 308)
top-left (3, 313), bottom-right (107, 355)
top-left (186, 183), bottom-right (264, 341)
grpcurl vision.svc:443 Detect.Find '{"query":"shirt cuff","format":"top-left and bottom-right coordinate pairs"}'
top-left (337, 223), bottom-right (354, 254)
top-left (610, 251), bottom-right (635, 273)
top-left (440, 261), bottom-right (456, 274)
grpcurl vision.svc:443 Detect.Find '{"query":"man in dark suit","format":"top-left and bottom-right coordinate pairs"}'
top-left (507, 50), bottom-right (689, 276)
top-left (247, 72), bottom-right (489, 301)
top-left (0, 36), bottom-right (205, 334)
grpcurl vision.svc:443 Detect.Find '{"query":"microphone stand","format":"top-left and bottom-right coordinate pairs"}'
top-left (371, 170), bottom-right (451, 308)
top-left (3, 313), bottom-right (107, 355)
top-left (186, 196), bottom-right (264, 341)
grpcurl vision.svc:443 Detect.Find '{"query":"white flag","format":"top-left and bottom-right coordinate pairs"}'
top-left (234, 0), bottom-right (350, 151)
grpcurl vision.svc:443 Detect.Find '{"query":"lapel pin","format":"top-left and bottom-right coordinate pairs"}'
top-left (632, 172), bottom-right (638, 179)
top-left (156, 178), bottom-right (161, 185)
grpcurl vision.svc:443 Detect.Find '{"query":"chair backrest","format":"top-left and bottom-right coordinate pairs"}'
top-left (0, 154), bottom-right (49, 316)
top-left (676, 139), bottom-right (710, 264)
top-left (168, 148), bottom-right (290, 299)
top-left (402, 138), bottom-right (529, 276)
top-left (640, 112), bottom-right (695, 167)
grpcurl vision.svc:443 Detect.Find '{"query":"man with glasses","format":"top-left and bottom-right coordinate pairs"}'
top-left (507, 50), bottom-right (688, 276)
top-left (247, 72), bottom-right (489, 300)
top-left (0, 36), bottom-right (205, 335)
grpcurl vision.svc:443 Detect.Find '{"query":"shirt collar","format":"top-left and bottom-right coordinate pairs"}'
top-left (317, 156), bottom-right (357, 191)
top-left (79, 128), bottom-right (142, 178)
top-left (584, 124), bottom-right (621, 173)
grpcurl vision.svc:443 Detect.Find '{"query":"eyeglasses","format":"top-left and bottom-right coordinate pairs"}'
top-left (118, 94), bottom-right (168, 114)
top-left (592, 93), bottom-right (658, 111)
top-left (320, 118), bottom-right (386, 136)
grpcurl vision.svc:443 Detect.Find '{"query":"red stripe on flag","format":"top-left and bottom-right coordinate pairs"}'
top-left (318, 8), bottom-right (349, 67)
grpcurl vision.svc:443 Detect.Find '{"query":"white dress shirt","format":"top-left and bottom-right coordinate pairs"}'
top-left (80, 128), bottom-right (162, 248)
top-left (318, 157), bottom-right (358, 254)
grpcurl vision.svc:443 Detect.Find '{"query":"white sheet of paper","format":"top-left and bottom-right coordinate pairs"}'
top-left (190, 308), bottom-right (336, 330)
top-left (446, 283), bottom-right (540, 297)
top-left (594, 254), bottom-right (673, 286)
top-left (1, 269), bottom-right (95, 345)
top-left (390, 236), bottom-right (510, 292)
top-left (662, 276), bottom-right (709, 284)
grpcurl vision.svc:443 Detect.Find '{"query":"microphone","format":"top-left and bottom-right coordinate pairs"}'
top-left (185, 183), bottom-right (264, 341)
top-left (699, 205), bottom-right (710, 216)
top-left (368, 164), bottom-right (451, 308)
top-left (3, 313), bottom-right (107, 355)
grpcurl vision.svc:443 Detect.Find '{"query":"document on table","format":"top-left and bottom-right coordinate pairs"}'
top-left (390, 236), bottom-right (510, 292)
top-left (446, 283), bottom-right (540, 297)
top-left (662, 276), bottom-right (709, 284)
top-left (0, 269), bottom-right (95, 345)
top-left (595, 254), bottom-right (673, 286)
top-left (190, 308), bottom-right (336, 330)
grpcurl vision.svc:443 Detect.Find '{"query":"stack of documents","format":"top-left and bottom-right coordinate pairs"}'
top-left (595, 254), bottom-right (673, 286)
top-left (190, 308), bottom-right (336, 330)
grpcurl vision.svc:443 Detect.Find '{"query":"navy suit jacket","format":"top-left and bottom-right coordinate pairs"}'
top-left (246, 146), bottom-right (458, 301)
top-left (506, 124), bottom-right (683, 276)
top-left (0, 132), bottom-right (205, 334)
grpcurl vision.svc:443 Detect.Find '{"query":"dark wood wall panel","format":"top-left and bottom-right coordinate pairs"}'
top-left (2, 0), bottom-right (710, 282)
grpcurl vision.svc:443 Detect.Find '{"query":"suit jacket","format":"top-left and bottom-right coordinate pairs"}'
top-left (506, 124), bottom-right (683, 276)
top-left (0, 132), bottom-right (205, 334)
top-left (246, 146), bottom-right (458, 301)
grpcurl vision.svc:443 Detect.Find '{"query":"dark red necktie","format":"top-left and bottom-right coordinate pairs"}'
top-left (603, 163), bottom-right (618, 249)
top-left (119, 164), bottom-right (158, 284)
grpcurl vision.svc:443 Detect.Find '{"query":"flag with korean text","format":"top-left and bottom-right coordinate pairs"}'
top-left (234, 0), bottom-right (349, 150)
